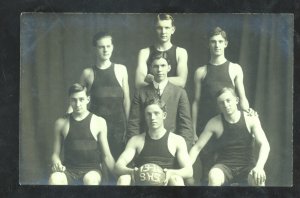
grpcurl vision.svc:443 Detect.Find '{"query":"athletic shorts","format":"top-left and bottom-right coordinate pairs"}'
top-left (212, 163), bottom-right (253, 185)
top-left (64, 166), bottom-right (102, 185)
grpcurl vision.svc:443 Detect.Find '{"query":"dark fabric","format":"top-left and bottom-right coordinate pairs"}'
top-left (146, 45), bottom-right (177, 77)
top-left (127, 82), bottom-right (194, 150)
top-left (197, 61), bottom-right (234, 134)
top-left (89, 64), bottom-right (126, 159)
top-left (216, 112), bottom-right (255, 167)
top-left (212, 163), bottom-right (252, 185)
top-left (135, 131), bottom-right (175, 169)
top-left (20, 14), bottom-right (292, 185)
top-left (64, 113), bottom-right (101, 169)
top-left (64, 167), bottom-right (102, 185)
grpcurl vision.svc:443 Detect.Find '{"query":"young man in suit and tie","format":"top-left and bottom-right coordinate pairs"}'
top-left (127, 53), bottom-right (193, 150)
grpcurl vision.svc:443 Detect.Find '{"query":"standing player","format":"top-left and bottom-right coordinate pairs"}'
top-left (78, 32), bottom-right (130, 161)
top-left (189, 87), bottom-right (270, 186)
top-left (191, 27), bottom-right (253, 183)
top-left (115, 98), bottom-right (193, 186)
top-left (49, 84), bottom-right (115, 185)
top-left (135, 13), bottom-right (188, 88)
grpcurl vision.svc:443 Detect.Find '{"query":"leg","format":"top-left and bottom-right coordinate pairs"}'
top-left (208, 168), bottom-right (225, 186)
top-left (49, 172), bottom-right (68, 185)
top-left (83, 170), bottom-right (101, 185)
top-left (117, 175), bottom-right (132, 185)
top-left (168, 175), bottom-right (185, 186)
top-left (247, 172), bottom-right (265, 186)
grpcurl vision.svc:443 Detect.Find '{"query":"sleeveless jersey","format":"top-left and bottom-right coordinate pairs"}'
top-left (64, 113), bottom-right (101, 169)
top-left (216, 112), bottom-right (255, 167)
top-left (89, 64), bottom-right (126, 159)
top-left (135, 131), bottom-right (176, 169)
top-left (197, 61), bottom-right (234, 133)
top-left (146, 45), bottom-right (177, 77)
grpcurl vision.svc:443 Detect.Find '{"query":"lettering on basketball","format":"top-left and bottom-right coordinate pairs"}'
top-left (139, 172), bottom-right (161, 182)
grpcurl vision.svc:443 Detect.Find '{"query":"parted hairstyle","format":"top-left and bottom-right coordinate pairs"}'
top-left (68, 83), bottom-right (88, 96)
top-left (215, 87), bottom-right (237, 99)
top-left (155, 13), bottom-right (175, 26)
top-left (92, 31), bottom-right (113, 46)
top-left (149, 52), bottom-right (171, 67)
top-left (144, 97), bottom-right (167, 113)
top-left (209, 26), bottom-right (228, 41)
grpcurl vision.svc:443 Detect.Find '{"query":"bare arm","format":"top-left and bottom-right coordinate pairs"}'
top-left (245, 113), bottom-right (270, 185)
top-left (191, 67), bottom-right (205, 141)
top-left (114, 136), bottom-right (138, 176)
top-left (97, 118), bottom-right (115, 173)
top-left (233, 64), bottom-right (250, 111)
top-left (251, 115), bottom-right (270, 169)
top-left (189, 118), bottom-right (215, 165)
top-left (51, 118), bottom-right (66, 172)
top-left (168, 47), bottom-right (188, 88)
top-left (135, 48), bottom-right (151, 89)
top-left (121, 66), bottom-right (130, 121)
top-left (164, 136), bottom-right (193, 182)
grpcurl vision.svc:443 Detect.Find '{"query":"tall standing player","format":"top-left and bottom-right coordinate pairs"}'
top-left (49, 84), bottom-right (115, 185)
top-left (78, 32), bottom-right (130, 161)
top-left (191, 27), bottom-right (253, 183)
top-left (135, 13), bottom-right (188, 88)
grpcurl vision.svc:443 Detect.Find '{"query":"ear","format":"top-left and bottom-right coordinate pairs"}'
top-left (236, 96), bottom-right (239, 104)
top-left (87, 96), bottom-right (91, 104)
top-left (167, 65), bottom-right (171, 72)
top-left (224, 40), bottom-right (228, 48)
top-left (171, 26), bottom-right (176, 34)
top-left (163, 112), bottom-right (167, 119)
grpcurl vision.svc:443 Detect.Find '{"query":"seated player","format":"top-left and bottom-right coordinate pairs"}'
top-left (48, 83), bottom-right (115, 185)
top-left (115, 98), bottom-right (193, 186)
top-left (189, 87), bottom-right (270, 186)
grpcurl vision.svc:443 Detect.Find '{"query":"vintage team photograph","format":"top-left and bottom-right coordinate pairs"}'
top-left (19, 13), bottom-right (293, 186)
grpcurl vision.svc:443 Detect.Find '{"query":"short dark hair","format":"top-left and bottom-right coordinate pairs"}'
top-left (92, 32), bottom-right (113, 46)
top-left (149, 52), bottom-right (170, 67)
top-left (68, 83), bottom-right (88, 96)
top-left (155, 13), bottom-right (175, 26)
top-left (209, 27), bottom-right (227, 41)
top-left (145, 97), bottom-right (167, 112)
top-left (215, 87), bottom-right (237, 99)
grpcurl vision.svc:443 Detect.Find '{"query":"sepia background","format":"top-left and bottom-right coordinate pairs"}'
top-left (20, 13), bottom-right (293, 186)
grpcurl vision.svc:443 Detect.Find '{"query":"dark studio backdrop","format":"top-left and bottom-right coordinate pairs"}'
top-left (20, 13), bottom-right (293, 186)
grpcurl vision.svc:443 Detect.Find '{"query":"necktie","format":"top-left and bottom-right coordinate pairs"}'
top-left (156, 84), bottom-right (161, 98)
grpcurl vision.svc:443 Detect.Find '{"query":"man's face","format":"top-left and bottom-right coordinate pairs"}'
top-left (145, 104), bottom-right (166, 130)
top-left (95, 36), bottom-right (113, 61)
top-left (209, 34), bottom-right (228, 57)
top-left (155, 19), bottom-right (175, 43)
top-left (70, 90), bottom-right (90, 114)
top-left (217, 91), bottom-right (238, 116)
top-left (151, 57), bottom-right (171, 82)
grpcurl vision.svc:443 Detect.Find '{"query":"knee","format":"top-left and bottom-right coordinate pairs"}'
top-left (208, 168), bottom-right (225, 186)
top-left (168, 175), bottom-right (184, 186)
top-left (48, 172), bottom-right (68, 185)
top-left (117, 175), bottom-right (131, 185)
top-left (83, 171), bottom-right (101, 185)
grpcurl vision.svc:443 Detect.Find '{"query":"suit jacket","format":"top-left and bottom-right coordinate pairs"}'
top-left (127, 82), bottom-right (194, 149)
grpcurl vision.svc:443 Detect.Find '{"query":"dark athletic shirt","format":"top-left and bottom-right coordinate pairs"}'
top-left (64, 113), bottom-right (101, 169)
top-left (216, 112), bottom-right (255, 168)
top-left (146, 45), bottom-right (177, 77)
top-left (197, 61), bottom-right (234, 133)
top-left (135, 131), bottom-right (176, 169)
top-left (89, 64), bottom-right (126, 159)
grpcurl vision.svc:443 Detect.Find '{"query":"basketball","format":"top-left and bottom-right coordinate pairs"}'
top-left (134, 163), bottom-right (166, 186)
